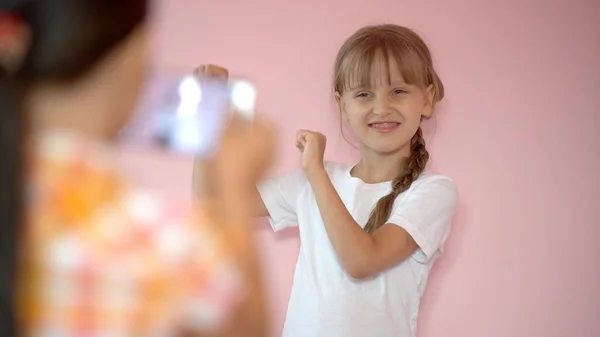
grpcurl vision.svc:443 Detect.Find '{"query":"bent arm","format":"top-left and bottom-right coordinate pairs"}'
top-left (306, 167), bottom-right (418, 279)
top-left (187, 179), bottom-right (269, 337)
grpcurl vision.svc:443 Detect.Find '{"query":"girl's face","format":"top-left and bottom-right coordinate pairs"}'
top-left (336, 57), bottom-right (434, 158)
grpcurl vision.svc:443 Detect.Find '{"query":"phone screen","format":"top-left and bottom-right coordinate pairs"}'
top-left (120, 68), bottom-right (256, 158)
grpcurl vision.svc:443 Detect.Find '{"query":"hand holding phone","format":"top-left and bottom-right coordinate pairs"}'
top-left (121, 63), bottom-right (256, 155)
top-left (191, 65), bottom-right (272, 199)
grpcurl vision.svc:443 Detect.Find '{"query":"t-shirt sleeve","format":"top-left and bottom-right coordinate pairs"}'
top-left (387, 175), bottom-right (459, 263)
top-left (257, 169), bottom-right (307, 232)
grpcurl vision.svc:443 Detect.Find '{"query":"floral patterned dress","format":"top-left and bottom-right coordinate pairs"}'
top-left (17, 131), bottom-right (245, 336)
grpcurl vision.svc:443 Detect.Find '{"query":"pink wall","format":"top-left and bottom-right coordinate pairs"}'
top-left (120, 0), bottom-right (600, 336)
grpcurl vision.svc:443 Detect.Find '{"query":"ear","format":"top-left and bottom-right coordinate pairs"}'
top-left (335, 91), bottom-right (349, 122)
top-left (421, 85), bottom-right (435, 118)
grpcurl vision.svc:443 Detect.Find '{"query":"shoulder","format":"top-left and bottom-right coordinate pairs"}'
top-left (406, 171), bottom-right (459, 204)
top-left (118, 186), bottom-right (235, 260)
top-left (117, 185), bottom-right (190, 232)
top-left (324, 161), bottom-right (352, 178)
top-left (414, 171), bottom-right (457, 190)
top-left (269, 161), bottom-right (350, 184)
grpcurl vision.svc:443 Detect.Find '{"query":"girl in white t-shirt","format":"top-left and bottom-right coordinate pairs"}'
top-left (197, 24), bottom-right (458, 337)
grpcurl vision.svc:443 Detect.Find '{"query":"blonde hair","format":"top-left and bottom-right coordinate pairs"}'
top-left (333, 24), bottom-right (444, 234)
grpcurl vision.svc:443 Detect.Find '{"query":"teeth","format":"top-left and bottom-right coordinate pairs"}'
top-left (371, 122), bottom-right (397, 127)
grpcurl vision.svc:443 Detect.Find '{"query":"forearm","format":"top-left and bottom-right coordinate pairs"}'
top-left (193, 159), bottom-right (268, 218)
top-left (210, 185), bottom-right (268, 337)
top-left (306, 167), bottom-right (376, 278)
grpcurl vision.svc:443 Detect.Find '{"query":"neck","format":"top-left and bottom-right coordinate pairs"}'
top-left (27, 80), bottom-right (119, 141)
top-left (352, 145), bottom-right (410, 183)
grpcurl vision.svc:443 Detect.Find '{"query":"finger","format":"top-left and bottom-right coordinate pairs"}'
top-left (194, 65), bottom-right (227, 80)
top-left (296, 133), bottom-right (307, 147)
top-left (297, 130), bottom-right (310, 143)
top-left (193, 65), bottom-right (204, 77)
top-left (215, 66), bottom-right (229, 78)
top-left (206, 64), bottom-right (228, 78)
top-left (203, 64), bottom-right (215, 77)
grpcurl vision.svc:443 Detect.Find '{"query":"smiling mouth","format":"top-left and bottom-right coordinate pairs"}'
top-left (368, 122), bottom-right (400, 131)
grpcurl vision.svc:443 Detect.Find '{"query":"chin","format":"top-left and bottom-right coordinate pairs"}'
top-left (377, 148), bottom-right (406, 156)
top-left (366, 144), bottom-right (406, 156)
top-left (361, 137), bottom-right (408, 155)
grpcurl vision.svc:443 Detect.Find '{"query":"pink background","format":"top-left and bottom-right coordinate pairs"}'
top-left (118, 0), bottom-right (600, 336)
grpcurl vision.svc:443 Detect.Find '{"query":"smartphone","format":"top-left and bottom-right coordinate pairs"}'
top-left (120, 68), bottom-right (257, 158)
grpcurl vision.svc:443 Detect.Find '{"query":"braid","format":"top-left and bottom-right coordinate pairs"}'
top-left (363, 127), bottom-right (429, 234)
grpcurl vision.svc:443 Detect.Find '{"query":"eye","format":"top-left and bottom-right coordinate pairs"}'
top-left (393, 89), bottom-right (407, 95)
top-left (355, 92), bottom-right (372, 99)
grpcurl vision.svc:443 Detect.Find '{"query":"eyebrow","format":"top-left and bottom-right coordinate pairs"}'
top-left (350, 81), bottom-right (409, 90)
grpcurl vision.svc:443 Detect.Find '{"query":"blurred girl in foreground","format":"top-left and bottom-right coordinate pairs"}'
top-left (0, 1), bottom-right (271, 336)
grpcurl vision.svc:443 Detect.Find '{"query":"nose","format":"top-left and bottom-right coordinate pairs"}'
top-left (372, 96), bottom-right (392, 117)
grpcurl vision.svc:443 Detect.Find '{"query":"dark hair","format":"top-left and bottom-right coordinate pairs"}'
top-left (0, 0), bottom-right (147, 333)
top-left (333, 24), bottom-right (444, 234)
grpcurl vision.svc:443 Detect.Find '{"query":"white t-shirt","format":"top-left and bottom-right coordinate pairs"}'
top-left (258, 161), bottom-right (458, 337)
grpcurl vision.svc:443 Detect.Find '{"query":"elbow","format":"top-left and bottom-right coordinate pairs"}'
top-left (343, 240), bottom-right (381, 280)
top-left (346, 269), bottom-right (371, 280)
top-left (345, 261), bottom-right (379, 280)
